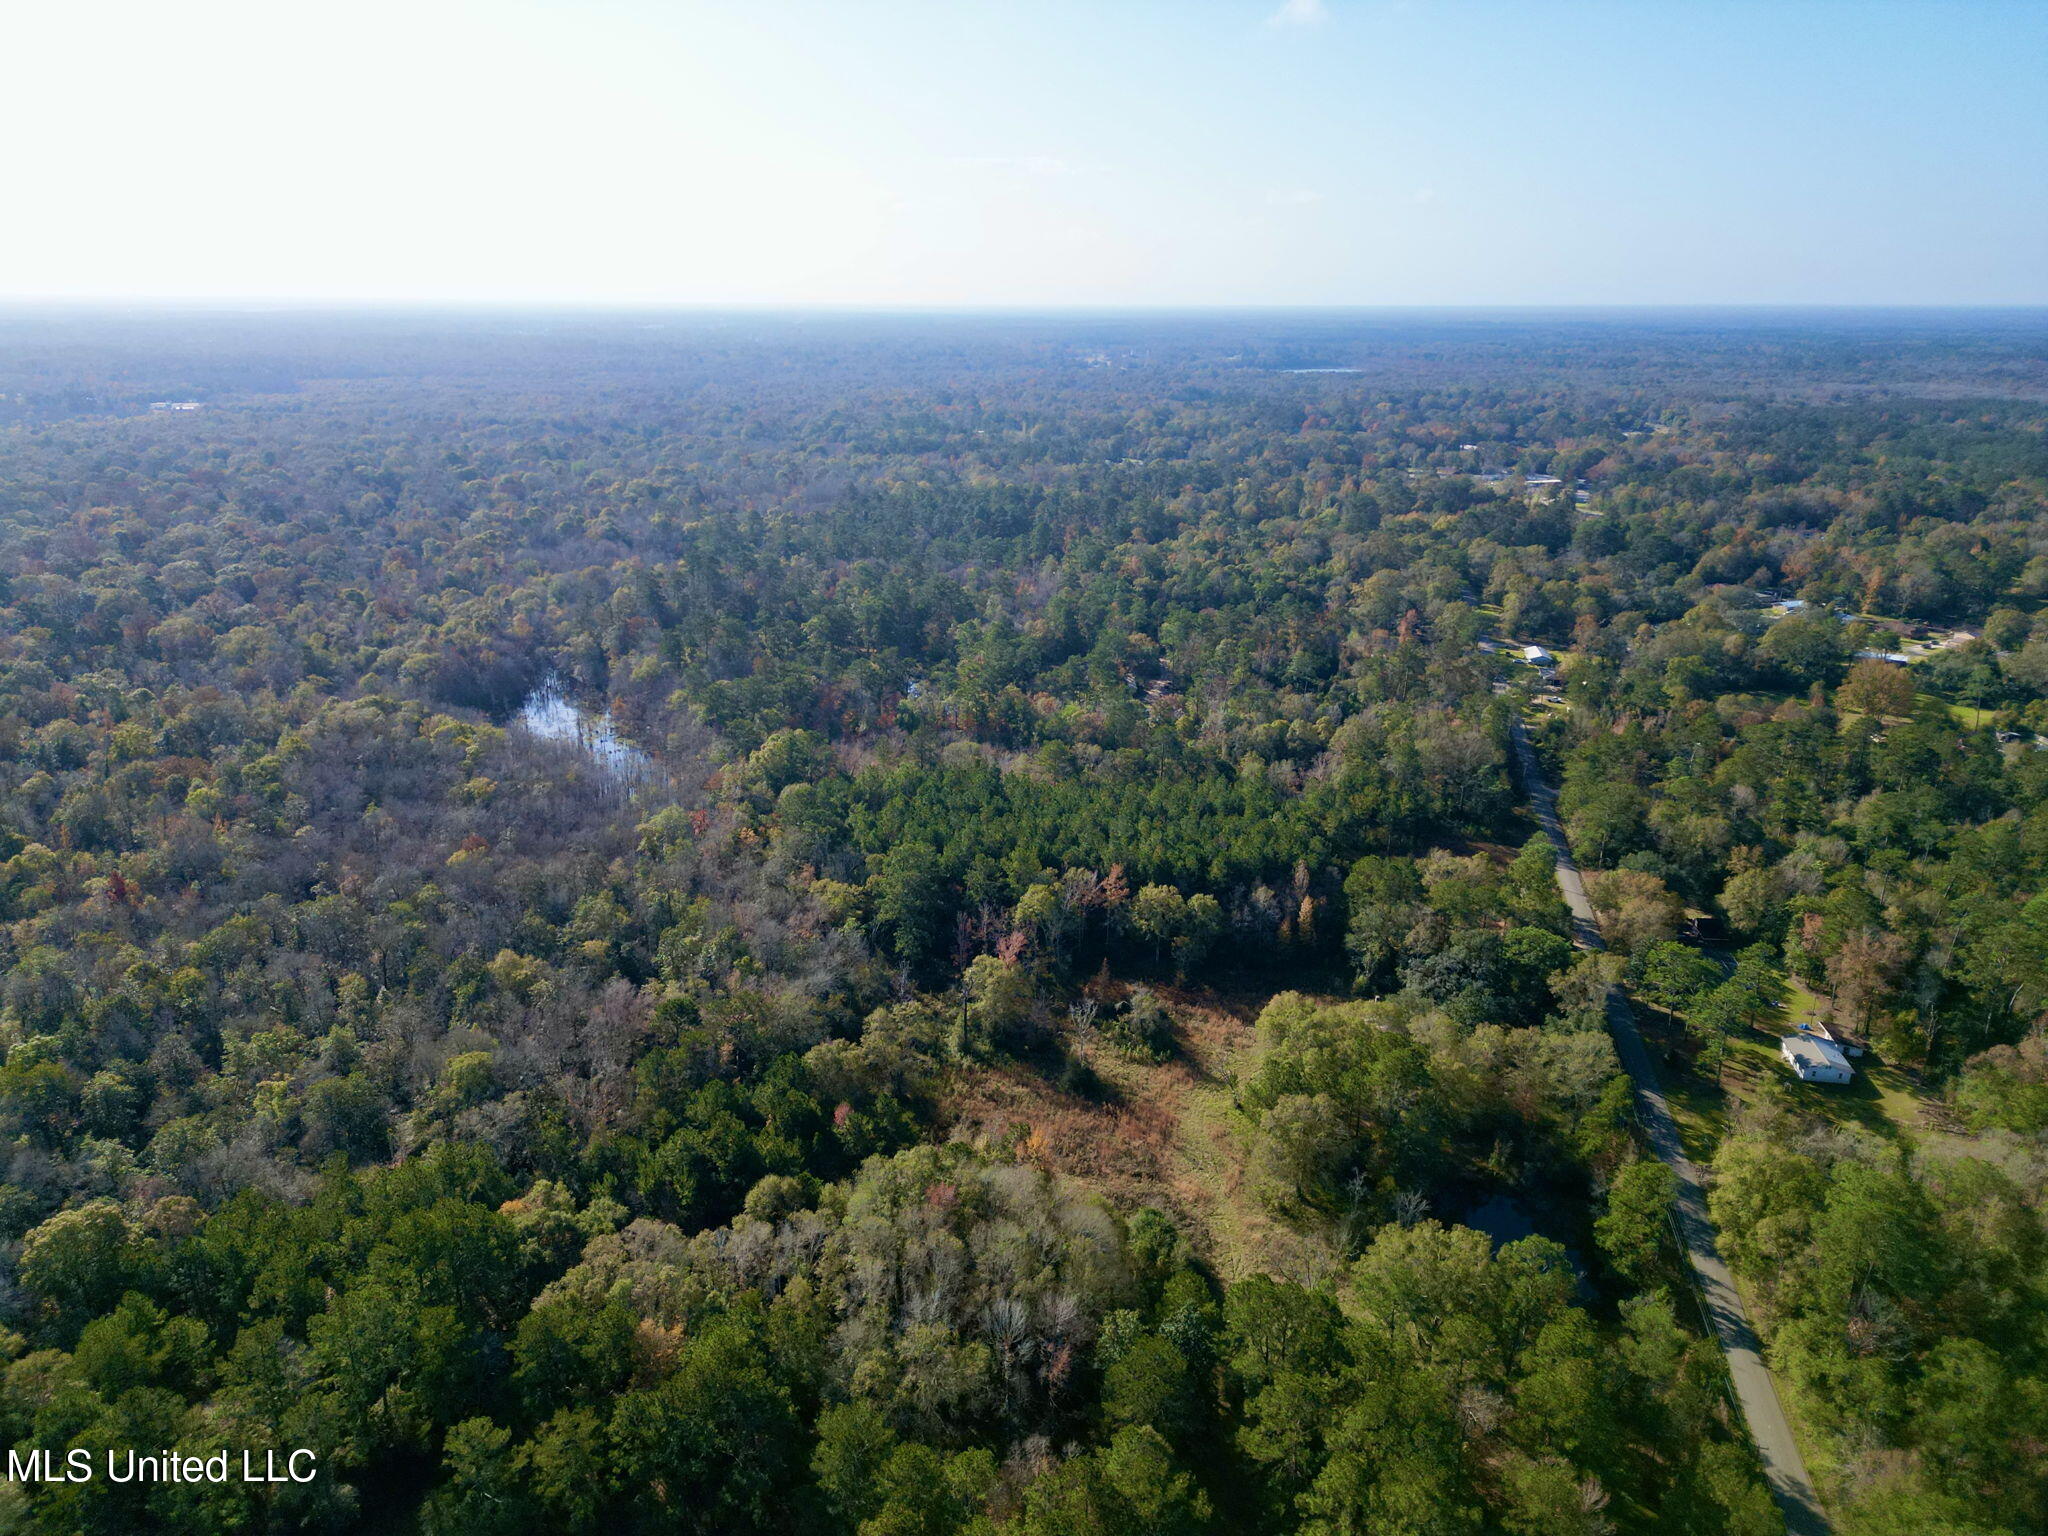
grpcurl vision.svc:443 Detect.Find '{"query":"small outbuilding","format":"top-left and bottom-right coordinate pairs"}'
top-left (1522, 645), bottom-right (1553, 665)
top-left (1780, 1034), bottom-right (1853, 1085)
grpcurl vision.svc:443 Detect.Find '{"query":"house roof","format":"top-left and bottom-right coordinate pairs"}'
top-left (1781, 1035), bottom-right (1851, 1073)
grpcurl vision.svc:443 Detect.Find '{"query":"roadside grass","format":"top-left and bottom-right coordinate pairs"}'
top-left (1659, 1024), bottom-right (1773, 1161)
top-left (1723, 1263), bottom-right (1859, 1509)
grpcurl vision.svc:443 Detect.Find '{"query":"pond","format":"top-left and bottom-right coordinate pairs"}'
top-left (514, 676), bottom-right (658, 787)
top-left (1456, 1194), bottom-right (1593, 1296)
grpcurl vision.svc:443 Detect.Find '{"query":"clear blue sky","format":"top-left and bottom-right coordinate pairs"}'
top-left (8, 0), bottom-right (2043, 306)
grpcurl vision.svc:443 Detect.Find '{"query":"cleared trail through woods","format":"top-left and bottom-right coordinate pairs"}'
top-left (1510, 719), bottom-right (1830, 1536)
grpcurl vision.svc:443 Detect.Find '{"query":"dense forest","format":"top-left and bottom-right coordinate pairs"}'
top-left (0, 309), bottom-right (2044, 1534)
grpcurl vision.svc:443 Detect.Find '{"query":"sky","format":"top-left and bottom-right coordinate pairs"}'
top-left (4, 0), bottom-right (2043, 308)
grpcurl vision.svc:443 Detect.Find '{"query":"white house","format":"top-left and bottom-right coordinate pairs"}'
top-left (1780, 1035), bottom-right (1853, 1085)
top-left (1798, 1016), bottom-right (1866, 1059)
top-left (1522, 645), bottom-right (1553, 665)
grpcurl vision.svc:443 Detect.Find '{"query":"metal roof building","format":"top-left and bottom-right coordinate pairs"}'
top-left (1780, 1034), bottom-right (1853, 1084)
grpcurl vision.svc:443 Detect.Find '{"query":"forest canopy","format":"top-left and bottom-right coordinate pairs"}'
top-left (0, 310), bottom-right (2044, 1534)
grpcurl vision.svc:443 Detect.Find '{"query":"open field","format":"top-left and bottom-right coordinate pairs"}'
top-left (1652, 985), bottom-right (1944, 1165)
top-left (940, 987), bottom-right (1346, 1286)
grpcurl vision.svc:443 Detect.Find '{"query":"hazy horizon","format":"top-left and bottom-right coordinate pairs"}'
top-left (9, 0), bottom-right (2043, 310)
top-left (6, 300), bottom-right (2048, 318)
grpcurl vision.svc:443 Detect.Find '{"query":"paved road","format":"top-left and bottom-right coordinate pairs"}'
top-left (1511, 720), bottom-right (1830, 1536)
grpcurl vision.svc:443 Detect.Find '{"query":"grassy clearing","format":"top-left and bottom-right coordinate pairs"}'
top-left (1649, 976), bottom-right (1938, 1165)
top-left (942, 986), bottom-right (1345, 1286)
top-left (1659, 1022), bottom-right (1812, 1161)
top-left (1769, 977), bottom-right (1936, 1141)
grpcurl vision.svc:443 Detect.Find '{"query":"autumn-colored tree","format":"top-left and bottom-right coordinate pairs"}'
top-left (1836, 657), bottom-right (1917, 717)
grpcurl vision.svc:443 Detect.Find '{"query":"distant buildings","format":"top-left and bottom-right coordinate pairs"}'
top-left (1853, 649), bottom-right (1913, 665)
top-left (1522, 645), bottom-right (1553, 665)
top-left (1754, 595), bottom-right (1836, 623)
top-left (149, 401), bottom-right (204, 412)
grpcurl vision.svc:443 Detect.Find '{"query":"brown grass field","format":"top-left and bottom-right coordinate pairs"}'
top-left (940, 985), bottom-right (1345, 1286)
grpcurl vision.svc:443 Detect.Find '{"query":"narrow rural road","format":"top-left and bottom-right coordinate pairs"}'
top-left (1511, 720), bottom-right (1830, 1536)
